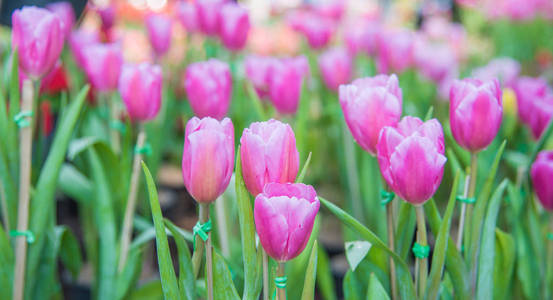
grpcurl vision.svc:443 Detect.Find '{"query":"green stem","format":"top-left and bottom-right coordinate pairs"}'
top-left (277, 262), bottom-right (286, 300)
top-left (456, 175), bottom-right (471, 250)
top-left (463, 153), bottom-right (478, 250)
top-left (263, 249), bottom-right (269, 300)
top-left (415, 205), bottom-right (428, 299)
top-left (202, 203), bottom-right (213, 300)
top-left (545, 215), bottom-right (553, 299)
top-left (386, 201), bottom-right (398, 300)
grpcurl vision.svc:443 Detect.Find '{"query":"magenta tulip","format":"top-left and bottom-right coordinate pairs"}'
top-left (196, 0), bottom-right (225, 36)
top-left (344, 19), bottom-right (380, 56)
top-left (97, 5), bottom-right (115, 31)
top-left (184, 59), bottom-right (232, 119)
top-left (245, 55), bottom-right (277, 99)
top-left (182, 117), bottom-right (235, 203)
top-left (472, 57), bottom-right (520, 88)
top-left (449, 78), bottom-right (502, 152)
top-left (12, 6), bottom-right (64, 79)
top-left (240, 119), bottom-right (300, 196)
top-left (513, 76), bottom-right (551, 125)
top-left (311, 0), bottom-right (345, 21)
top-left (82, 43), bottom-right (122, 92)
top-left (254, 183), bottom-right (319, 261)
top-left (119, 63), bottom-right (162, 122)
top-left (318, 47), bottom-right (352, 91)
top-left (339, 74), bottom-right (403, 155)
top-left (69, 29), bottom-right (101, 69)
top-left (413, 40), bottom-right (457, 83)
top-left (177, 1), bottom-right (199, 33)
top-left (268, 56), bottom-right (309, 114)
top-left (146, 14), bottom-right (173, 58)
top-left (377, 29), bottom-right (414, 74)
top-left (46, 2), bottom-right (75, 40)
top-left (377, 116), bottom-right (446, 205)
top-left (218, 3), bottom-right (250, 51)
top-left (526, 94), bottom-right (553, 139)
top-left (531, 151), bottom-right (553, 211)
top-left (291, 12), bottom-right (334, 50)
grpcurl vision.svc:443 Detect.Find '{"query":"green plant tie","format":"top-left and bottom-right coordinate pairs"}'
top-left (456, 196), bottom-right (476, 204)
top-left (272, 276), bottom-right (287, 299)
top-left (193, 219), bottom-right (212, 250)
top-left (134, 143), bottom-right (152, 156)
top-left (547, 233), bottom-right (553, 241)
top-left (14, 110), bottom-right (33, 128)
top-left (110, 120), bottom-right (126, 134)
top-left (380, 189), bottom-right (395, 206)
top-left (412, 242), bottom-right (430, 259)
top-left (10, 230), bottom-right (35, 243)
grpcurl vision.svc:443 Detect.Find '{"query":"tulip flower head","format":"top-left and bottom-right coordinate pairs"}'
top-left (185, 59), bottom-right (232, 119)
top-left (240, 119), bottom-right (300, 196)
top-left (82, 43), bottom-right (123, 92)
top-left (531, 151), bottom-right (553, 211)
top-left (449, 78), bottom-right (503, 152)
top-left (177, 1), bottom-right (199, 33)
top-left (339, 74), bottom-right (403, 154)
top-left (290, 12), bottom-right (335, 50)
top-left (146, 14), bottom-right (173, 58)
top-left (268, 56), bottom-right (309, 114)
top-left (46, 2), bottom-right (75, 40)
top-left (472, 57), bottom-right (520, 88)
top-left (245, 55), bottom-right (277, 100)
top-left (377, 116), bottom-right (447, 205)
top-left (182, 117), bottom-right (235, 203)
top-left (119, 62), bottom-right (163, 122)
top-left (196, 0), bottom-right (226, 36)
top-left (254, 183), bottom-right (320, 261)
top-left (218, 3), bottom-right (250, 51)
top-left (377, 29), bottom-right (414, 74)
top-left (318, 47), bottom-right (353, 91)
top-left (344, 19), bottom-right (380, 56)
top-left (513, 76), bottom-right (551, 126)
top-left (12, 6), bottom-right (65, 79)
top-left (69, 29), bottom-right (101, 69)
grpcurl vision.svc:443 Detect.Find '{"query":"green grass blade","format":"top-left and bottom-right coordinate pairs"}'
top-left (301, 240), bottom-right (318, 300)
top-left (165, 219), bottom-right (196, 300)
top-left (343, 270), bottom-right (362, 300)
top-left (296, 152), bottom-right (312, 183)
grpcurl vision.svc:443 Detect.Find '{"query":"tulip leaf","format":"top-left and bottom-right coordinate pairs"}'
top-left (142, 161), bottom-right (180, 299)
top-left (0, 145), bottom-right (16, 229)
top-left (235, 150), bottom-right (263, 300)
top-left (0, 224), bottom-right (13, 296)
top-left (245, 82), bottom-right (267, 120)
top-left (424, 200), bottom-right (469, 299)
top-left (469, 140), bottom-right (506, 269)
top-left (165, 219), bottom-right (196, 300)
top-left (367, 273), bottom-right (390, 300)
top-left (301, 240), bottom-right (318, 300)
top-left (426, 170), bottom-right (460, 300)
top-left (116, 247), bottom-right (144, 300)
top-left (316, 244), bottom-right (337, 300)
top-left (345, 240), bottom-right (372, 271)
top-left (130, 280), bottom-right (164, 300)
top-left (296, 151), bottom-right (312, 183)
top-left (26, 85), bottom-right (89, 293)
top-left (343, 270), bottom-right (362, 300)
top-left (475, 179), bottom-right (508, 300)
top-left (320, 197), bottom-right (416, 299)
top-left (424, 106), bottom-right (434, 121)
top-left (213, 250), bottom-right (241, 300)
top-left (7, 51), bottom-right (19, 179)
top-left (493, 229), bottom-right (515, 300)
top-left (58, 163), bottom-right (93, 204)
top-left (395, 201), bottom-right (416, 260)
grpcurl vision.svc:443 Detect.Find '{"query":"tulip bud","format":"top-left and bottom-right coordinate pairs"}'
top-left (12, 6), bottom-right (64, 79)
top-left (268, 56), bottom-right (309, 114)
top-left (69, 29), bottom-right (101, 69)
top-left (218, 3), bottom-right (250, 51)
top-left (119, 62), bottom-right (163, 122)
top-left (46, 2), bottom-right (75, 40)
top-left (240, 119), bottom-right (300, 196)
top-left (177, 2), bottom-right (199, 33)
top-left (146, 14), bottom-right (173, 58)
top-left (449, 78), bottom-right (503, 152)
top-left (82, 43), bottom-right (123, 92)
top-left (318, 47), bottom-right (352, 91)
top-left (196, 0), bottom-right (225, 36)
top-left (245, 55), bottom-right (277, 100)
top-left (339, 74), bottom-right (403, 155)
top-left (182, 117), bottom-right (235, 203)
top-left (376, 29), bottom-right (414, 74)
top-left (254, 183), bottom-right (319, 261)
top-left (377, 116), bottom-right (446, 205)
top-left (185, 59), bottom-right (232, 119)
top-left (531, 151), bottom-right (553, 211)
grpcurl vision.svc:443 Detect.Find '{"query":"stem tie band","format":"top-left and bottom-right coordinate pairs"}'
top-left (134, 143), bottom-right (152, 156)
top-left (272, 276), bottom-right (287, 299)
top-left (14, 111), bottom-right (33, 128)
top-left (193, 219), bottom-right (212, 250)
top-left (110, 120), bottom-right (126, 134)
top-left (380, 189), bottom-right (395, 206)
top-left (10, 230), bottom-right (35, 243)
top-left (547, 233), bottom-right (553, 241)
top-left (412, 242), bottom-right (430, 259)
top-left (456, 196), bottom-right (476, 204)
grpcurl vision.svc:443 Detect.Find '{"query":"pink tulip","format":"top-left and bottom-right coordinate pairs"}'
top-left (69, 29), bottom-right (101, 69)
top-left (531, 151), bottom-right (553, 211)
top-left (254, 183), bottom-right (319, 261)
top-left (339, 74), bottom-right (403, 155)
top-left (97, 5), bottom-right (115, 31)
top-left (184, 59), bottom-right (232, 119)
top-left (119, 62), bottom-right (163, 122)
top-left (310, 0), bottom-right (345, 21)
top-left (146, 14), bottom-right (173, 58)
top-left (472, 57), bottom-right (520, 88)
top-left (413, 39), bottom-right (457, 83)
top-left (12, 6), bottom-right (64, 79)
top-left (182, 117), bottom-right (235, 203)
top-left (196, 0), bottom-right (226, 36)
top-left (218, 3), bottom-right (250, 51)
top-left (291, 12), bottom-right (334, 50)
top-left (82, 43), bottom-right (122, 92)
top-left (318, 47), bottom-right (352, 91)
top-left (377, 29), bottom-right (414, 74)
top-left (449, 78), bottom-right (502, 152)
top-left (46, 2), bottom-right (75, 40)
top-left (513, 76), bottom-right (551, 125)
top-left (523, 93), bottom-right (553, 139)
top-left (377, 116), bottom-right (446, 205)
top-left (344, 19), bottom-right (380, 56)
top-left (268, 56), bottom-right (309, 114)
top-left (245, 55), bottom-right (277, 100)
top-left (240, 119), bottom-right (300, 196)
top-left (177, 1), bottom-right (199, 33)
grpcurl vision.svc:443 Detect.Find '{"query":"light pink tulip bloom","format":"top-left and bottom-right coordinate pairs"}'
top-left (119, 62), bottom-right (163, 122)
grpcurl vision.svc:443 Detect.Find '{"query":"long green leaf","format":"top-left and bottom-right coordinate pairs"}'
top-left (316, 245), bottom-right (337, 300)
top-left (116, 247), bottom-right (144, 300)
top-left (7, 51), bottom-right (20, 180)
top-left (493, 229), bottom-right (515, 300)
top-left (476, 179), bottom-right (508, 300)
top-left (395, 201), bottom-right (416, 260)
top-left (343, 270), bottom-right (362, 300)
top-left (320, 197), bottom-right (416, 299)
top-left (26, 85), bottom-right (89, 292)
top-left (142, 162), bottom-right (180, 299)
top-left (301, 240), bottom-right (318, 300)
top-left (213, 251), bottom-right (240, 300)
top-left (130, 280), bottom-right (164, 300)
top-left (56, 226), bottom-right (83, 279)
top-left (426, 171), bottom-right (460, 300)
top-left (367, 273), bottom-right (390, 300)
top-left (296, 152), bottom-right (312, 183)
top-left (165, 219), bottom-right (196, 300)
top-left (0, 223), bottom-right (13, 296)
top-left (58, 163), bottom-right (93, 204)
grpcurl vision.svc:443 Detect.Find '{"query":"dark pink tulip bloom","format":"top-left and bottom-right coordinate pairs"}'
top-left (244, 55), bottom-right (277, 100)
top-left (218, 3), bottom-right (250, 51)
top-left (293, 12), bottom-right (334, 50)
top-left (531, 151), bottom-right (553, 211)
top-left (268, 56), bottom-right (309, 114)
top-left (146, 14), bottom-right (173, 58)
top-left (46, 2), bottom-right (75, 40)
top-left (82, 43), bottom-right (123, 92)
top-left (196, 0), bottom-right (226, 36)
top-left (177, 1), bottom-right (199, 33)
top-left (318, 47), bottom-right (353, 91)
top-left (119, 62), bottom-right (163, 122)
top-left (377, 29), bottom-right (414, 74)
top-left (513, 76), bottom-right (551, 125)
top-left (69, 29), bottom-right (101, 69)
top-left (344, 19), bottom-right (381, 56)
